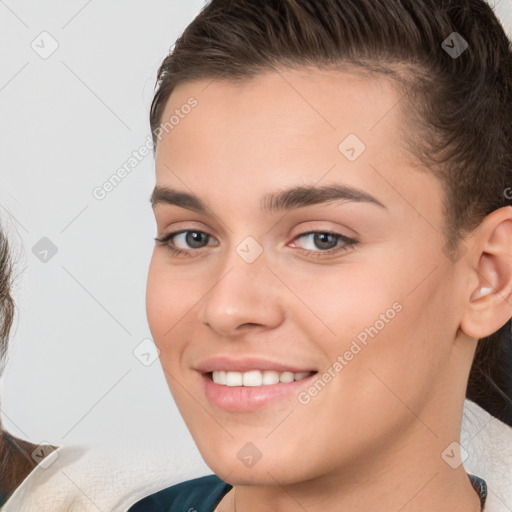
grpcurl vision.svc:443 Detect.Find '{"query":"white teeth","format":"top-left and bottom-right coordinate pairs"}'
top-left (212, 370), bottom-right (312, 386)
top-left (215, 371), bottom-right (227, 385)
top-left (262, 370), bottom-right (280, 385)
top-left (242, 370), bottom-right (262, 387)
top-left (225, 371), bottom-right (243, 386)
top-left (279, 371), bottom-right (294, 383)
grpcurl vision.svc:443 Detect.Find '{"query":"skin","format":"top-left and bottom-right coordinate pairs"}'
top-left (146, 67), bottom-right (512, 512)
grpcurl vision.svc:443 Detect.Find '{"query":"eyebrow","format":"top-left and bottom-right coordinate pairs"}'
top-left (150, 184), bottom-right (387, 214)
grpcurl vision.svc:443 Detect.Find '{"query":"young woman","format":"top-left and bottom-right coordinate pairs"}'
top-left (129, 0), bottom-right (512, 510)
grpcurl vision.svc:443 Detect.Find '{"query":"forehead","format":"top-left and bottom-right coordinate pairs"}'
top-left (155, 67), bottom-right (414, 173)
top-left (153, 67), bottom-right (442, 225)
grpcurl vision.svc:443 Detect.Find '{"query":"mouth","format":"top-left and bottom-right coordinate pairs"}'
top-left (196, 356), bottom-right (319, 411)
top-left (199, 365), bottom-right (318, 412)
top-left (208, 369), bottom-right (316, 387)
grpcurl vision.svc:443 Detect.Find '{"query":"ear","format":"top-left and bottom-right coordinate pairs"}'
top-left (460, 206), bottom-right (512, 339)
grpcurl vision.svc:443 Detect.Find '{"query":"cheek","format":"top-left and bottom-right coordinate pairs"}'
top-left (145, 253), bottom-right (196, 349)
top-left (146, 256), bottom-right (168, 341)
top-left (292, 261), bottom-right (399, 347)
top-left (299, 251), bottom-right (448, 401)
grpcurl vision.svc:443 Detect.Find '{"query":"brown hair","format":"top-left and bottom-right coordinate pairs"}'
top-left (0, 228), bottom-right (14, 374)
top-left (150, 0), bottom-right (512, 423)
top-left (0, 229), bottom-right (49, 498)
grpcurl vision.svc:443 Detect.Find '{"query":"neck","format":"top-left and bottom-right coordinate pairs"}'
top-left (221, 421), bottom-right (483, 512)
top-left (233, 468), bottom-right (481, 512)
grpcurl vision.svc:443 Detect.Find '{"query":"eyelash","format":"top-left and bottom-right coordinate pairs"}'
top-left (154, 229), bottom-right (358, 259)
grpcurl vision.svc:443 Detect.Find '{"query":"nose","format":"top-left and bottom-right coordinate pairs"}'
top-left (199, 243), bottom-right (286, 337)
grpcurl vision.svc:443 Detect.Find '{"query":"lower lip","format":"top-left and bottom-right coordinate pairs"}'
top-left (202, 373), bottom-right (316, 412)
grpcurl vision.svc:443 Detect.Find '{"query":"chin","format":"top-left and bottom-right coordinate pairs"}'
top-left (205, 458), bottom-right (297, 486)
top-left (195, 440), bottom-right (311, 486)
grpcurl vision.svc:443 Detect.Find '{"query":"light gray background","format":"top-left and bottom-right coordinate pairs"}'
top-left (0, 1), bottom-right (208, 473)
top-left (0, 0), bottom-right (510, 462)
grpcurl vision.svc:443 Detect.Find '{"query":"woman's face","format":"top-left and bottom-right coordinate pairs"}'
top-left (146, 68), bottom-right (472, 485)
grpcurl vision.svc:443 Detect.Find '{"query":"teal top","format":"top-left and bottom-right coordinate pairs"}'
top-left (128, 474), bottom-right (232, 512)
top-left (128, 473), bottom-right (487, 512)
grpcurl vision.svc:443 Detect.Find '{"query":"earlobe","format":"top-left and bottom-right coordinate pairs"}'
top-left (460, 206), bottom-right (512, 339)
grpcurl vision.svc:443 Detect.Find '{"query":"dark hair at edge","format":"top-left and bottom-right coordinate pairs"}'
top-left (149, 0), bottom-right (512, 424)
top-left (0, 228), bottom-right (41, 495)
top-left (0, 228), bottom-right (13, 374)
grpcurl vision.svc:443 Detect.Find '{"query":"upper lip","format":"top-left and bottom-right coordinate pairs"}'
top-left (196, 356), bottom-right (316, 374)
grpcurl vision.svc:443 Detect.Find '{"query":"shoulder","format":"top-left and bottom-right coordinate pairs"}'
top-left (128, 474), bottom-right (232, 512)
top-left (3, 443), bottom-right (198, 512)
top-left (2, 443), bottom-right (88, 511)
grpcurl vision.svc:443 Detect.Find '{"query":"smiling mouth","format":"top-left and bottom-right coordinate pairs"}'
top-left (208, 370), bottom-right (317, 387)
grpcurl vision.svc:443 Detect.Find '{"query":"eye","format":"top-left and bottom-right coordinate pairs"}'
top-left (155, 230), bottom-right (215, 256)
top-left (291, 231), bottom-right (357, 257)
top-left (155, 229), bottom-right (358, 259)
